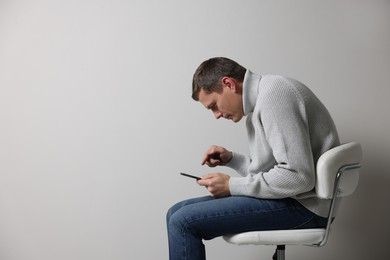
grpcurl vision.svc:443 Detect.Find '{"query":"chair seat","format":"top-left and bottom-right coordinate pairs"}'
top-left (223, 229), bottom-right (326, 246)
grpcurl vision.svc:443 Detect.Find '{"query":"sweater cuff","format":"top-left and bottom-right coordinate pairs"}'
top-left (229, 176), bottom-right (249, 196)
top-left (226, 152), bottom-right (250, 176)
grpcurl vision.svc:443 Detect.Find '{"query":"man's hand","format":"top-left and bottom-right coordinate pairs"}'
top-left (201, 145), bottom-right (233, 167)
top-left (197, 173), bottom-right (231, 198)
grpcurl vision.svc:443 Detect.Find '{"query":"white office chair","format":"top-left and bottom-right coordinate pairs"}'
top-left (223, 142), bottom-right (362, 260)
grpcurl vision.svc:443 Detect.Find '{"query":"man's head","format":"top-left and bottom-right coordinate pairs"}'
top-left (192, 57), bottom-right (246, 122)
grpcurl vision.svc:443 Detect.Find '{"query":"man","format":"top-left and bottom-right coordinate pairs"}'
top-left (166, 57), bottom-right (340, 260)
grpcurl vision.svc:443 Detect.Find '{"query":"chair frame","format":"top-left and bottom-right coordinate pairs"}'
top-left (272, 162), bottom-right (362, 260)
top-left (318, 163), bottom-right (361, 247)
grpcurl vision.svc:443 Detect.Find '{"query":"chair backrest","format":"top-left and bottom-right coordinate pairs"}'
top-left (315, 142), bottom-right (363, 199)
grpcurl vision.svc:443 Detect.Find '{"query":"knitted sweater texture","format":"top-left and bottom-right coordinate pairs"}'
top-left (227, 70), bottom-right (340, 217)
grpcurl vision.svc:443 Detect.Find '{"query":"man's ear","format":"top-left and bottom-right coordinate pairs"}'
top-left (221, 77), bottom-right (237, 92)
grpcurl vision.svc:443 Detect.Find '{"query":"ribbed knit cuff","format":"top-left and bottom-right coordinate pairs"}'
top-left (226, 152), bottom-right (250, 176)
top-left (229, 176), bottom-right (249, 196)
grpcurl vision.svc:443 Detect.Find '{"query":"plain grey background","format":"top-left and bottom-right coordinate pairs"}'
top-left (0, 0), bottom-right (389, 259)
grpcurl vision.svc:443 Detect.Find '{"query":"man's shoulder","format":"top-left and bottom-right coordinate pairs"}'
top-left (260, 75), bottom-right (302, 88)
top-left (259, 75), bottom-right (303, 97)
top-left (255, 75), bottom-right (311, 111)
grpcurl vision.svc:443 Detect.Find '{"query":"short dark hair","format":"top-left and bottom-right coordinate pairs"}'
top-left (192, 57), bottom-right (246, 101)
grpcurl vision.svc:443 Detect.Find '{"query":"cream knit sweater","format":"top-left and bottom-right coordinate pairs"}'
top-left (227, 70), bottom-right (340, 217)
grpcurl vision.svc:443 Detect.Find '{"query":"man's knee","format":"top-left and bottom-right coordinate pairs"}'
top-left (167, 207), bottom-right (190, 232)
top-left (166, 205), bottom-right (176, 224)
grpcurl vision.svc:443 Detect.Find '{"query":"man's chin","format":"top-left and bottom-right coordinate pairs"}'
top-left (231, 116), bottom-right (243, 123)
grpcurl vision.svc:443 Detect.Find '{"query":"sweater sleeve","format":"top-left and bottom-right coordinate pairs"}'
top-left (228, 77), bottom-right (316, 199)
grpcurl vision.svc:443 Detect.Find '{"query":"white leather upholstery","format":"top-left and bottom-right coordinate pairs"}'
top-left (223, 229), bottom-right (326, 246)
top-left (223, 142), bottom-right (362, 249)
top-left (316, 142), bottom-right (362, 199)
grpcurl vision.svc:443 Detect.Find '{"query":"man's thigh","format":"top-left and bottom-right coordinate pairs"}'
top-left (169, 196), bottom-right (312, 240)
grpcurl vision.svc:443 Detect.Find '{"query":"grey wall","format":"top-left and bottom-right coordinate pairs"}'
top-left (0, 0), bottom-right (389, 259)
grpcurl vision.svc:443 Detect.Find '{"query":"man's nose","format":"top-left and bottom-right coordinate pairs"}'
top-left (213, 111), bottom-right (222, 119)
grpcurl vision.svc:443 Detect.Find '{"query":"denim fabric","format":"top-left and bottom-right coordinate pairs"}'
top-left (166, 195), bottom-right (327, 260)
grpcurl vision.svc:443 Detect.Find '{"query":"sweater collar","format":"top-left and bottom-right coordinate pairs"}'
top-left (243, 69), bottom-right (262, 115)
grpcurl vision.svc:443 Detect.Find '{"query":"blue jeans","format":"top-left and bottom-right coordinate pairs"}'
top-left (166, 195), bottom-right (327, 260)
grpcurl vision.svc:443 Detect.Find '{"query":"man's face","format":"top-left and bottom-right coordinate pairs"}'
top-left (198, 82), bottom-right (244, 123)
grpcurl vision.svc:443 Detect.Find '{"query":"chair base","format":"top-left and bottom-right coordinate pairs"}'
top-left (272, 245), bottom-right (285, 260)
